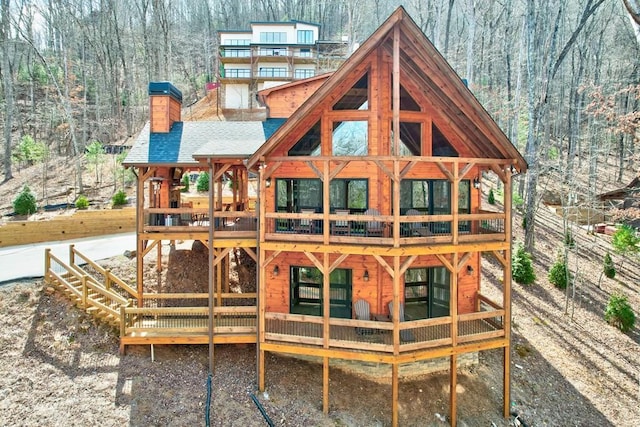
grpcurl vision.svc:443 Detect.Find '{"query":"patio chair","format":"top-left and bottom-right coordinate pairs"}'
top-left (295, 209), bottom-right (316, 234)
top-left (406, 209), bottom-right (430, 236)
top-left (388, 301), bottom-right (416, 342)
top-left (364, 208), bottom-right (384, 236)
top-left (354, 299), bottom-right (373, 335)
top-left (332, 209), bottom-right (351, 235)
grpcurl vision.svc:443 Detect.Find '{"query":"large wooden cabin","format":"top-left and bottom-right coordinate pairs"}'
top-left (124, 7), bottom-right (526, 426)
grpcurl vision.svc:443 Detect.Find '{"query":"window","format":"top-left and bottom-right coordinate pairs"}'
top-left (389, 83), bottom-right (421, 111)
top-left (294, 69), bottom-right (315, 78)
top-left (223, 69), bottom-right (251, 78)
top-left (225, 39), bottom-right (250, 46)
top-left (258, 48), bottom-right (288, 56)
top-left (329, 179), bottom-right (368, 212)
top-left (334, 73), bottom-right (369, 110)
top-left (290, 267), bottom-right (352, 318)
top-left (276, 178), bottom-right (322, 213)
top-left (297, 30), bottom-right (314, 44)
top-left (221, 49), bottom-right (251, 58)
top-left (258, 68), bottom-right (288, 78)
top-left (298, 48), bottom-right (312, 58)
top-left (276, 178), bottom-right (369, 213)
top-left (332, 121), bottom-right (368, 155)
top-left (289, 121), bottom-right (321, 156)
top-left (395, 122), bottom-right (422, 156)
top-left (432, 124), bottom-right (458, 156)
top-left (260, 32), bottom-right (287, 43)
top-left (404, 267), bottom-right (450, 319)
top-left (400, 180), bottom-right (470, 233)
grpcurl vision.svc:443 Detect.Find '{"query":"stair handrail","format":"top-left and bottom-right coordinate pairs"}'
top-left (69, 244), bottom-right (138, 299)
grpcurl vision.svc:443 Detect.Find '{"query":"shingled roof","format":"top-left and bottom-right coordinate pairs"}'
top-left (124, 120), bottom-right (285, 167)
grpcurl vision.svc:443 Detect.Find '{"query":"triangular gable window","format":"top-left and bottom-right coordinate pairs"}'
top-left (432, 124), bottom-right (458, 156)
top-left (288, 121), bottom-right (321, 156)
top-left (395, 122), bottom-right (422, 156)
top-left (333, 73), bottom-right (369, 110)
top-left (389, 81), bottom-right (421, 112)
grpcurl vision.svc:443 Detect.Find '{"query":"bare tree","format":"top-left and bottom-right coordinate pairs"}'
top-left (1, 0), bottom-right (13, 183)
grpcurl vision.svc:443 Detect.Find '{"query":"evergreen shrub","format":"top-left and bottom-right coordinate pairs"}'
top-left (604, 292), bottom-right (635, 333)
top-left (13, 185), bottom-right (37, 215)
top-left (512, 244), bottom-right (536, 285)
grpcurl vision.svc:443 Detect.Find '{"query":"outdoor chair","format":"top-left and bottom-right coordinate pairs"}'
top-left (295, 209), bottom-right (316, 234)
top-left (364, 208), bottom-right (384, 236)
top-left (388, 301), bottom-right (416, 342)
top-left (332, 209), bottom-right (351, 235)
top-left (406, 209), bottom-right (430, 237)
top-left (354, 299), bottom-right (373, 335)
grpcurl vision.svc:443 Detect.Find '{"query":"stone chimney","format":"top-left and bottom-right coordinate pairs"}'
top-left (148, 82), bottom-right (182, 133)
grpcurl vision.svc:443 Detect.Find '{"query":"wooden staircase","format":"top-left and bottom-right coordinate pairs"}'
top-left (44, 245), bottom-right (258, 354)
top-left (44, 247), bottom-right (133, 330)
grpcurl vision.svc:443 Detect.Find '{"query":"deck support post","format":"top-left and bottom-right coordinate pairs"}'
top-left (258, 350), bottom-right (265, 392)
top-left (322, 357), bottom-right (329, 414)
top-left (450, 354), bottom-right (458, 426)
top-left (391, 363), bottom-right (399, 427)
top-left (504, 346), bottom-right (511, 418)
top-left (207, 159), bottom-right (216, 375)
top-left (503, 167), bottom-right (513, 419)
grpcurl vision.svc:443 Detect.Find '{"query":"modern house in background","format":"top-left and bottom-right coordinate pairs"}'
top-left (218, 19), bottom-right (347, 110)
top-left (120, 7), bottom-right (527, 426)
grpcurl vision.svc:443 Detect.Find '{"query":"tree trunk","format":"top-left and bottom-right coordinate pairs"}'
top-left (2, 0), bottom-right (14, 183)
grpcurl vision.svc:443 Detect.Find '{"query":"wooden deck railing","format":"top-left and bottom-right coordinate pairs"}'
top-left (264, 210), bottom-right (506, 245)
top-left (142, 208), bottom-right (257, 234)
top-left (264, 297), bottom-right (504, 354)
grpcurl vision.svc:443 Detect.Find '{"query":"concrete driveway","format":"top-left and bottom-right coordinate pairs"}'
top-left (0, 233), bottom-right (135, 284)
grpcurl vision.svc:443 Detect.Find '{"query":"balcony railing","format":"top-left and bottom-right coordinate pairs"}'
top-left (264, 293), bottom-right (504, 354)
top-left (121, 293), bottom-right (257, 338)
top-left (263, 210), bottom-right (506, 245)
top-left (143, 208), bottom-right (257, 235)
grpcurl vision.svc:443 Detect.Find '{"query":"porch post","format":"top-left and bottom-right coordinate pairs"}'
top-left (391, 363), bottom-right (399, 427)
top-left (503, 166), bottom-right (513, 418)
top-left (322, 253), bottom-right (330, 413)
top-left (208, 159), bottom-right (216, 375)
top-left (450, 354), bottom-right (458, 426)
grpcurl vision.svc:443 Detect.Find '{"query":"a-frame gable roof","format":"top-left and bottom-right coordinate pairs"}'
top-left (247, 6), bottom-right (527, 172)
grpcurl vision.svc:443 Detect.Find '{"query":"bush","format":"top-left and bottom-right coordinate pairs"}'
top-left (513, 192), bottom-right (524, 210)
top-left (181, 174), bottom-right (190, 193)
top-left (488, 188), bottom-right (496, 205)
top-left (564, 231), bottom-right (575, 249)
top-left (548, 255), bottom-right (570, 289)
top-left (604, 292), bottom-right (635, 333)
top-left (13, 185), bottom-right (37, 215)
top-left (112, 190), bottom-right (127, 207)
top-left (512, 244), bottom-right (536, 285)
top-left (197, 171), bottom-right (209, 192)
top-left (611, 224), bottom-right (639, 255)
top-left (75, 195), bottom-right (89, 210)
top-left (603, 253), bottom-right (616, 279)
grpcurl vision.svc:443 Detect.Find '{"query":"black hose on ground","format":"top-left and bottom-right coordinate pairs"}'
top-left (205, 373), bottom-right (212, 427)
top-left (250, 393), bottom-right (275, 427)
top-left (511, 411), bottom-right (530, 427)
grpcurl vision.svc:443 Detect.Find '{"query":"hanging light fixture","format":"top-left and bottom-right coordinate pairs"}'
top-left (273, 265), bottom-right (279, 276)
top-left (363, 269), bottom-right (369, 282)
top-left (473, 177), bottom-right (481, 189)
